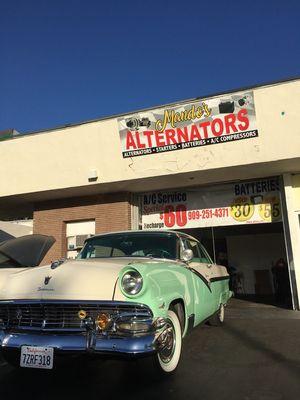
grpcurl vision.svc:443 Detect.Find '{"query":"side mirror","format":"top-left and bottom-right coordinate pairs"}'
top-left (181, 249), bottom-right (193, 263)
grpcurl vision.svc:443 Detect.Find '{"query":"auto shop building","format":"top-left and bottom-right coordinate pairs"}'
top-left (0, 78), bottom-right (300, 309)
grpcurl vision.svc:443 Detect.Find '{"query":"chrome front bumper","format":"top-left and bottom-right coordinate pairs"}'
top-left (0, 300), bottom-right (165, 357)
top-left (0, 330), bottom-right (156, 356)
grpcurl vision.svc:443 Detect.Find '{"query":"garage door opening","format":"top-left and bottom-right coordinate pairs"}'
top-left (139, 177), bottom-right (295, 309)
top-left (178, 222), bottom-right (292, 309)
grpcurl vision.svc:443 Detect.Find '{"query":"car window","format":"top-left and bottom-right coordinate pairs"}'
top-left (87, 245), bottom-right (126, 258)
top-left (183, 239), bottom-right (200, 261)
top-left (78, 233), bottom-right (177, 260)
top-left (198, 244), bottom-right (213, 264)
top-left (182, 239), bottom-right (212, 264)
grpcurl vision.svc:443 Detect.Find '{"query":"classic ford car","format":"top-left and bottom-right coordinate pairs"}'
top-left (0, 231), bottom-right (232, 374)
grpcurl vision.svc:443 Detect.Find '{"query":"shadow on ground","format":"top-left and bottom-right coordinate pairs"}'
top-left (1, 304), bottom-right (300, 400)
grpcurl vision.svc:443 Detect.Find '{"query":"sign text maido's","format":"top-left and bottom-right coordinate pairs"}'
top-left (118, 91), bottom-right (258, 158)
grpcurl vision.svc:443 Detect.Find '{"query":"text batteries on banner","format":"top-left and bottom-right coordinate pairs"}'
top-left (141, 178), bottom-right (281, 230)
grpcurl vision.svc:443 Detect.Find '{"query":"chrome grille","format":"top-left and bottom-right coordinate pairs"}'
top-left (0, 301), bottom-right (152, 331)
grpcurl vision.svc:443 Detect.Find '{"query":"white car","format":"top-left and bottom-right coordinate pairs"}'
top-left (0, 232), bottom-right (231, 374)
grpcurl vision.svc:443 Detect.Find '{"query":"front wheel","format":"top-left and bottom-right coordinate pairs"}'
top-left (153, 309), bottom-right (182, 375)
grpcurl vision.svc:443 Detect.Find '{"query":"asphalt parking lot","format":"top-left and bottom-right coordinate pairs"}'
top-left (1, 299), bottom-right (300, 400)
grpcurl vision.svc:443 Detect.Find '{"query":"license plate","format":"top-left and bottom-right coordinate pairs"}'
top-left (20, 346), bottom-right (54, 369)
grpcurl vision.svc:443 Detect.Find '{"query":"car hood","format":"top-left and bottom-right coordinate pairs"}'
top-left (0, 258), bottom-right (147, 301)
top-left (0, 234), bottom-right (55, 267)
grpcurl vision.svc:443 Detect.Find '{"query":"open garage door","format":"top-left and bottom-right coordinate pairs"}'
top-left (178, 223), bottom-right (292, 308)
top-left (139, 176), bottom-right (294, 309)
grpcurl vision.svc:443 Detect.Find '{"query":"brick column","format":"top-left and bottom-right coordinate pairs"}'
top-left (33, 193), bottom-right (131, 265)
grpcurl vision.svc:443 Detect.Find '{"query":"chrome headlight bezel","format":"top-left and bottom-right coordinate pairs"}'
top-left (116, 317), bottom-right (153, 334)
top-left (121, 269), bottom-right (143, 296)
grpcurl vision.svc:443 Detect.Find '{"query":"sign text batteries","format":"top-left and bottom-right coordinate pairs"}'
top-left (141, 178), bottom-right (281, 230)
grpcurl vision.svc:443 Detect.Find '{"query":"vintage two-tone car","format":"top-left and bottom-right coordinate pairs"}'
top-left (0, 230), bottom-right (232, 374)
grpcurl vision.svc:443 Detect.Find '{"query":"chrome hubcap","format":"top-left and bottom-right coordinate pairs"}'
top-left (157, 321), bottom-right (176, 363)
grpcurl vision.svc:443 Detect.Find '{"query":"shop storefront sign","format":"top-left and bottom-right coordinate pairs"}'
top-left (140, 177), bottom-right (281, 230)
top-left (118, 91), bottom-right (258, 158)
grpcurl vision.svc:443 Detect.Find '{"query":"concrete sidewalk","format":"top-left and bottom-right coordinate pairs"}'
top-left (227, 297), bottom-right (300, 319)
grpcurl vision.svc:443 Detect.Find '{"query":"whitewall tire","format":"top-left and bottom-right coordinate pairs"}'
top-left (209, 303), bottom-right (225, 326)
top-left (155, 309), bottom-right (182, 374)
top-left (219, 303), bottom-right (225, 323)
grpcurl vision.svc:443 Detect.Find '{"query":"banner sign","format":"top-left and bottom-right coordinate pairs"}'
top-left (118, 91), bottom-right (258, 158)
top-left (140, 177), bottom-right (281, 230)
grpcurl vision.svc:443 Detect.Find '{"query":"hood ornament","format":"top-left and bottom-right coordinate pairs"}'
top-left (44, 276), bottom-right (52, 285)
top-left (16, 308), bottom-right (22, 320)
top-left (51, 258), bottom-right (66, 269)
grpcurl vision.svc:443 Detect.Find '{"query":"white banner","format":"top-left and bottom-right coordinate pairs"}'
top-left (119, 91), bottom-right (258, 158)
top-left (140, 177), bottom-right (282, 230)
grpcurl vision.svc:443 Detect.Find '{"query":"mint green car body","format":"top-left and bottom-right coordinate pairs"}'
top-left (121, 262), bottom-right (231, 336)
top-left (117, 231), bottom-right (232, 336)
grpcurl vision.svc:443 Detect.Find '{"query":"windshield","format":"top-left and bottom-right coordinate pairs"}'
top-left (78, 233), bottom-right (177, 260)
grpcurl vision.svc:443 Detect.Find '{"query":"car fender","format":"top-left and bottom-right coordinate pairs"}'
top-left (117, 261), bottom-right (195, 327)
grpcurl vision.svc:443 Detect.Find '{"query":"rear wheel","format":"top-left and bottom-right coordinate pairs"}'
top-left (208, 303), bottom-right (225, 326)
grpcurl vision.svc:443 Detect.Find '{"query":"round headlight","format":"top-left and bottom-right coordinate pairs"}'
top-left (121, 270), bottom-right (143, 295)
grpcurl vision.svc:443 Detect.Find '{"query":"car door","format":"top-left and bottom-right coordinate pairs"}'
top-left (181, 238), bottom-right (215, 324)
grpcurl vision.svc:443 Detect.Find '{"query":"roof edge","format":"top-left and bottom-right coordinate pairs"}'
top-left (12, 75), bottom-right (300, 138)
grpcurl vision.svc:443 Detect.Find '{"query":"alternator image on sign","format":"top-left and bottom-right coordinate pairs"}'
top-left (118, 91), bottom-right (258, 158)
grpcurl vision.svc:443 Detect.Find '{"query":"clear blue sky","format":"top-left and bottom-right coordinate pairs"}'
top-left (1, 0), bottom-right (299, 133)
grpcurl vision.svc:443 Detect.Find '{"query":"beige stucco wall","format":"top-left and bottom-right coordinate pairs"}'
top-left (0, 79), bottom-right (300, 198)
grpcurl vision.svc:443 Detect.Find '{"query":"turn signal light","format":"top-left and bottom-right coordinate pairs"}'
top-left (96, 313), bottom-right (110, 330)
top-left (78, 310), bottom-right (87, 320)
